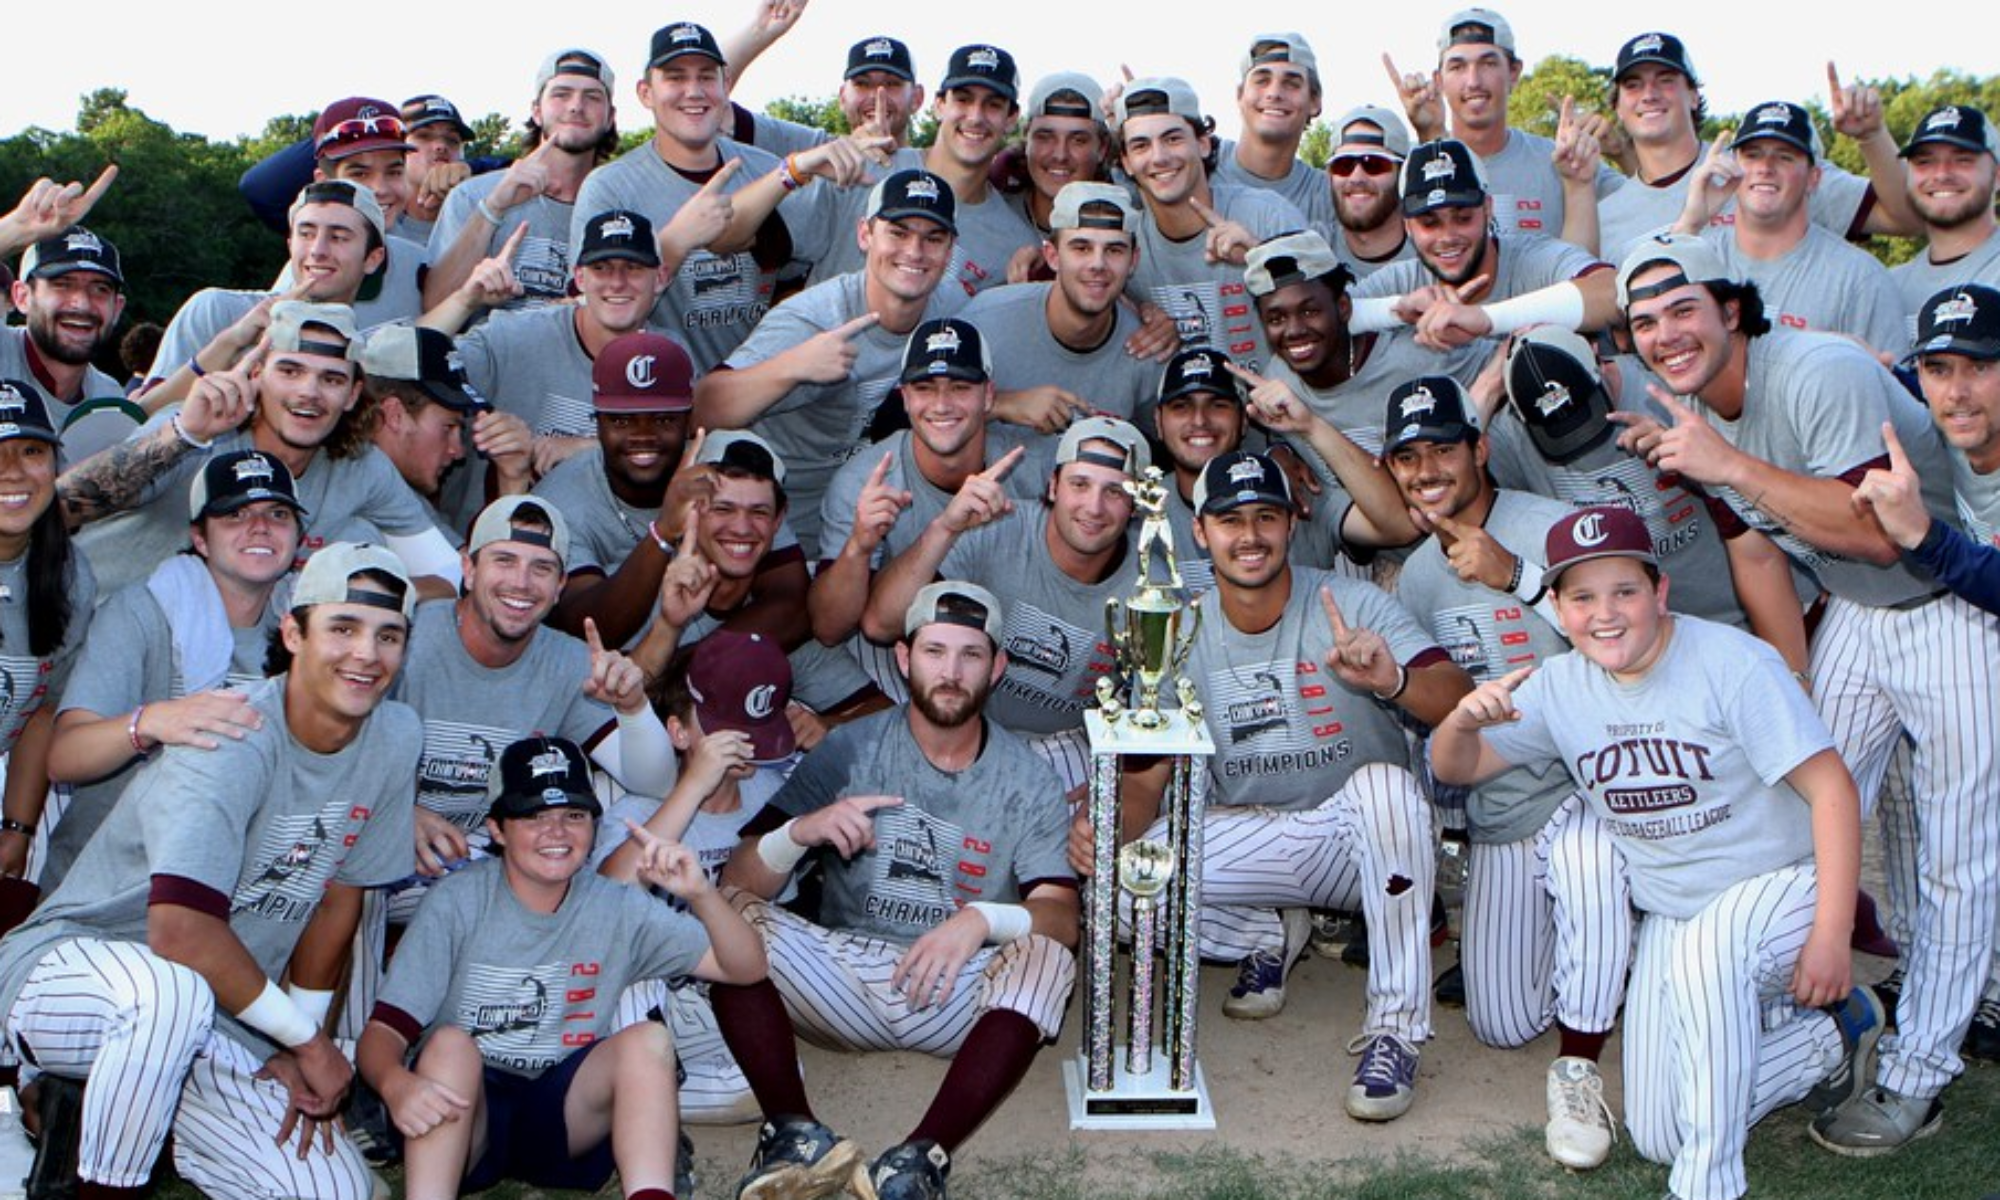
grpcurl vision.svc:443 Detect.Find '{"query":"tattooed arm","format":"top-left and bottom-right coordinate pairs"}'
top-left (58, 350), bottom-right (262, 530)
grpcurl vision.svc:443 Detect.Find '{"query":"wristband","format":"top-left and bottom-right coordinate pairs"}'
top-left (0, 818), bottom-right (33, 839)
top-left (779, 154), bottom-right (808, 192)
top-left (1481, 282), bottom-right (1587, 336)
top-left (476, 197), bottom-right (505, 226)
top-left (170, 413), bottom-right (214, 450)
top-left (967, 901), bottom-right (1033, 944)
top-left (1373, 662), bottom-right (1410, 703)
top-left (756, 819), bottom-right (810, 874)
top-left (188, 356), bottom-right (207, 379)
top-left (1510, 558), bottom-right (1548, 606)
top-left (647, 519), bottom-right (675, 555)
top-left (286, 985), bottom-right (336, 1029)
top-left (128, 705), bottom-right (155, 756)
top-left (238, 979), bottom-right (318, 1048)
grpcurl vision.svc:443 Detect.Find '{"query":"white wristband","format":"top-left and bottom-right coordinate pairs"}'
top-left (1481, 282), bottom-right (1586, 336)
top-left (967, 901), bottom-right (1033, 944)
top-left (1511, 558), bottom-right (1548, 605)
top-left (1347, 295), bottom-right (1403, 333)
top-left (756, 819), bottom-right (809, 874)
top-left (476, 197), bottom-right (505, 226)
top-left (238, 979), bottom-right (317, 1048)
top-left (287, 984), bottom-right (335, 1029)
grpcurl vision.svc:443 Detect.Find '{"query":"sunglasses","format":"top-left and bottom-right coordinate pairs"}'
top-left (316, 115), bottom-right (407, 153)
top-left (1329, 154), bottom-right (1398, 178)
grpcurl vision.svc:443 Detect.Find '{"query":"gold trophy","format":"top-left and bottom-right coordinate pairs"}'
top-left (1117, 840), bottom-right (1176, 1077)
top-left (1102, 467), bottom-right (1199, 731)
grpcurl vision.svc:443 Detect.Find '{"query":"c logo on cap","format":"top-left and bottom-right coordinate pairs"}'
top-left (1573, 513), bottom-right (1609, 547)
top-left (745, 684), bottom-right (778, 720)
top-left (626, 356), bottom-right (657, 389)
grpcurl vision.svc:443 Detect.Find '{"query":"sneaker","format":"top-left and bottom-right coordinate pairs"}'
top-left (1962, 992), bottom-right (2000, 1064)
top-left (860, 1139), bottom-right (949, 1200)
top-left (1222, 909), bottom-right (1310, 1020)
top-left (1544, 1057), bottom-right (1614, 1170)
top-left (1808, 1087), bottom-right (1943, 1157)
top-left (736, 1116), bottom-right (863, 1200)
top-left (1805, 986), bottom-right (1885, 1117)
top-left (1345, 1032), bottom-right (1420, 1121)
top-left (0, 1088), bottom-right (30, 1200)
top-left (343, 1082), bottom-right (403, 1167)
top-left (1434, 963), bottom-right (1465, 1008)
top-left (26, 1075), bottom-right (81, 1200)
top-left (1308, 909), bottom-right (1353, 961)
top-left (1872, 968), bottom-right (1905, 1032)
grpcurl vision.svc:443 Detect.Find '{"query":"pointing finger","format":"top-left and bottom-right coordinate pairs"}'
top-left (679, 425), bottom-right (707, 468)
top-left (1188, 197), bottom-right (1223, 228)
top-left (1654, 390), bottom-right (1700, 425)
top-left (1496, 664), bottom-right (1535, 691)
top-left (866, 450), bottom-right (895, 488)
top-left (497, 220), bottom-right (529, 264)
top-left (1120, 64), bottom-right (1135, 82)
top-left (833, 311), bottom-right (882, 339)
top-left (1222, 360), bottom-right (1269, 387)
top-left (1381, 52), bottom-right (1406, 90)
top-left (699, 157), bottom-right (745, 193)
top-left (1880, 420), bottom-right (1912, 475)
top-left (1318, 584), bottom-right (1350, 638)
top-left (583, 616), bottom-right (606, 656)
top-left (235, 336), bottom-right (271, 377)
top-left (1426, 509), bottom-right (1469, 538)
top-left (982, 444), bottom-right (1027, 481)
top-left (852, 794), bottom-right (903, 813)
top-left (1826, 61), bottom-right (1844, 103)
top-left (77, 164), bottom-right (118, 213)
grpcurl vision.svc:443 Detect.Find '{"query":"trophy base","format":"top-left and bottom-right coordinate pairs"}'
top-left (1062, 1056), bottom-right (1216, 1130)
top-left (1085, 709), bottom-right (1213, 756)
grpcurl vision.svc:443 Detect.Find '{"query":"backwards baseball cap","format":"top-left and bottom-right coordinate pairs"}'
top-left (21, 226), bottom-right (123, 285)
top-left (1541, 505), bottom-right (1656, 592)
top-left (1114, 77), bottom-right (1203, 132)
top-left (905, 579), bottom-right (1005, 643)
top-left (1438, 8), bottom-right (1516, 55)
top-left (468, 494), bottom-right (571, 567)
top-left (1193, 450), bottom-right (1291, 516)
top-left (1056, 415), bottom-right (1151, 477)
top-left (1158, 346), bottom-right (1241, 406)
top-left (866, 169), bottom-right (957, 233)
top-left (939, 44), bottom-right (1020, 103)
top-left (1244, 230), bottom-right (1349, 298)
top-left (649, 22), bottom-right (725, 70)
top-left (1049, 181), bottom-right (1138, 234)
top-left (361, 326), bottom-right (489, 412)
top-left (487, 736), bottom-right (601, 822)
top-left (400, 95), bottom-right (474, 141)
top-left (1504, 327), bottom-right (1616, 464)
top-left (687, 631), bottom-right (797, 763)
top-left (312, 97), bottom-right (411, 162)
top-left (1614, 32), bottom-right (1700, 86)
top-left (267, 301), bottom-right (360, 361)
top-left (1908, 284), bottom-right (2000, 362)
top-left (1383, 376), bottom-right (1481, 453)
top-left (189, 450), bottom-right (306, 522)
top-left (593, 331), bottom-right (694, 412)
top-left (1241, 33), bottom-right (1319, 85)
top-left (290, 179), bottom-right (389, 244)
top-left (575, 209), bottom-right (661, 269)
top-left (900, 318), bottom-right (991, 385)
top-left (697, 429), bottom-right (787, 486)
top-left (846, 36), bottom-right (915, 83)
top-left (536, 48), bottom-right (616, 96)
top-left (1615, 232), bottom-right (1731, 309)
top-left (1400, 140), bottom-right (1489, 215)
top-left (1731, 101), bottom-right (1818, 162)
top-left (1027, 73), bottom-right (1106, 125)
top-left (292, 541), bottom-right (415, 619)
top-left (1901, 104), bottom-right (2000, 159)
top-left (0, 381), bottom-right (58, 446)
top-left (1334, 105), bottom-right (1412, 160)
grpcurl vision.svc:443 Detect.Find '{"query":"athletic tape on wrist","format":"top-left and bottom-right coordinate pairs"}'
top-left (756, 819), bottom-right (809, 874)
top-left (238, 979), bottom-right (317, 1048)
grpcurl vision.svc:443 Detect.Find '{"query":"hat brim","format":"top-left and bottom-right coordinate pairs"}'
top-left (706, 713), bottom-right (798, 764)
top-left (199, 489), bottom-right (310, 521)
top-left (1903, 334), bottom-right (2000, 364)
top-left (1541, 547), bottom-right (1656, 594)
top-left (900, 364), bottom-right (988, 386)
top-left (648, 48), bottom-right (726, 70)
top-left (594, 393), bottom-right (694, 414)
top-left (872, 207), bottom-right (957, 235)
top-left (488, 791), bottom-right (604, 821)
top-left (1729, 129), bottom-right (1813, 159)
top-left (1384, 421), bottom-right (1476, 453)
top-left (416, 377), bottom-right (492, 412)
top-left (1198, 489), bottom-right (1290, 517)
top-left (1401, 189), bottom-right (1485, 216)
top-left (408, 116), bottom-right (477, 141)
top-left (937, 75), bottom-right (1018, 103)
top-left (1900, 133), bottom-right (1996, 159)
top-left (575, 247), bottom-right (663, 270)
top-left (319, 137), bottom-right (416, 162)
top-left (29, 261), bottom-right (123, 286)
top-left (1614, 55), bottom-right (1697, 85)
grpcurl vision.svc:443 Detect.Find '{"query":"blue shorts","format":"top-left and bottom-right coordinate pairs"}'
top-left (462, 1040), bottom-right (616, 1193)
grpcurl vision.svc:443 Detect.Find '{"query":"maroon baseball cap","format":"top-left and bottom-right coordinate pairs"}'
top-left (686, 631), bottom-right (797, 764)
top-left (1541, 505), bottom-right (1656, 592)
top-left (313, 97), bottom-right (413, 162)
top-left (592, 332), bottom-right (694, 413)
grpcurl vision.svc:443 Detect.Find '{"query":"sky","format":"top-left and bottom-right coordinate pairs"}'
top-left (8, 1), bottom-right (2000, 146)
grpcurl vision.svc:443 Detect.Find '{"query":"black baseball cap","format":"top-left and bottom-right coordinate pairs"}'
top-left (1400, 140), bottom-right (1489, 215)
top-left (867, 170), bottom-right (957, 233)
top-left (189, 450), bottom-right (307, 522)
top-left (488, 736), bottom-right (602, 821)
top-left (1383, 376), bottom-right (1480, 453)
top-left (1193, 450), bottom-right (1291, 515)
top-left (1901, 105), bottom-right (2000, 159)
top-left (846, 36), bottom-right (916, 83)
top-left (400, 95), bottom-right (474, 141)
top-left (939, 44), bottom-right (1020, 103)
top-left (1158, 347), bottom-right (1241, 406)
top-left (575, 210), bottom-right (661, 269)
top-left (1731, 101), bottom-right (1817, 161)
top-left (21, 226), bottom-right (123, 286)
top-left (900, 318), bottom-right (991, 384)
top-left (1613, 32), bottom-right (1700, 86)
top-left (648, 22), bottom-right (725, 70)
top-left (360, 326), bottom-right (490, 412)
top-left (1908, 284), bottom-right (2000, 362)
top-left (0, 381), bottom-right (59, 446)
top-left (1504, 328), bottom-right (1615, 465)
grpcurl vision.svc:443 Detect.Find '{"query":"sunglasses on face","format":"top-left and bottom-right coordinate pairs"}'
top-left (1329, 154), bottom-right (1398, 178)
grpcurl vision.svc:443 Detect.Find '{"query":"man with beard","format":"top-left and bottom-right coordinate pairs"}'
top-left (714, 581), bottom-right (1076, 1200)
top-left (959, 183), bottom-right (1162, 430)
top-left (1325, 106), bottom-right (1417, 281)
top-left (426, 49), bottom-right (622, 311)
top-left (1888, 106), bottom-right (2000, 320)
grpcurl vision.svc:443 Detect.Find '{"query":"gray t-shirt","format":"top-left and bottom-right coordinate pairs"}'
top-left (1355, 232), bottom-right (1603, 306)
top-left (1130, 184), bottom-right (1305, 361)
top-left (768, 707), bottom-right (1073, 944)
top-left (1186, 566), bottom-right (1438, 810)
top-left (1891, 233), bottom-right (2000, 342)
top-left (1160, 473), bottom-right (1349, 596)
top-left (528, 447), bottom-right (661, 576)
top-left (1598, 159), bottom-right (1872, 268)
top-left (1262, 330), bottom-right (1491, 458)
top-left (1394, 490), bottom-right (1574, 844)
top-left (0, 677), bottom-right (419, 1050)
top-left (957, 283), bottom-right (1161, 423)
top-left (787, 163), bottom-right (1033, 300)
top-left (1705, 226), bottom-right (1906, 354)
top-left (721, 273), bottom-right (955, 559)
top-left (1949, 443), bottom-right (2000, 548)
top-left (0, 329), bottom-right (128, 462)
top-left (571, 139), bottom-right (790, 372)
top-left (1213, 138), bottom-right (1335, 240)
top-left (1484, 355), bottom-right (1748, 628)
top-left (1476, 128), bottom-right (1622, 242)
top-left (816, 428), bottom-right (1047, 571)
top-left (1480, 615), bottom-right (1826, 919)
top-left (393, 601), bottom-right (616, 836)
top-left (455, 304), bottom-right (671, 439)
top-left (1694, 332), bottom-right (1955, 607)
top-left (429, 173), bottom-right (577, 309)
top-left (1332, 229), bottom-right (1418, 282)
top-left (375, 862), bottom-right (708, 1077)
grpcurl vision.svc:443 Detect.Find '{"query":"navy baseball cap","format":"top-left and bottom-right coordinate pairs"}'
top-left (576, 210), bottom-right (661, 269)
top-left (900, 318), bottom-right (991, 385)
top-left (361, 326), bottom-right (489, 412)
top-left (400, 95), bottom-right (474, 141)
top-left (1400, 140), bottom-right (1489, 215)
top-left (649, 22), bottom-right (725, 70)
top-left (488, 736), bottom-right (602, 821)
top-left (939, 44), bottom-right (1019, 103)
top-left (189, 450), bottom-right (307, 522)
top-left (1383, 376), bottom-right (1480, 452)
top-left (846, 36), bottom-right (916, 83)
top-left (1731, 101), bottom-right (1818, 161)
top-left (1908, 285), bottom-right (2000, 362)
top-left (1193, 450), bottom-right (1290, 515)
top-left (1901, 105), bottom-right (2000, 158)
top-left (867, 170), bottom-right (957, 233)
top-left (1158, 347), bottom-right (1241, 406)
top-left (0, 381), bottom-right (59, 446)
top-left (21, 226), bottom-right (123, 285)
top-left (1614, 32), bottom-right (1700, 86)
top-left (1504, 328), bottom-right (1616, 465)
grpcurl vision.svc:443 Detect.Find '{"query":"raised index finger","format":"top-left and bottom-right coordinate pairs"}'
top-left (1381, 52), bottom-right (1407, 90)
top-left (583, 616), bottom-right (606, 656)
top-left (497, 220), bottom-right (529, 264)
top-left (76, 164), bottom-right (119, 215)
top-left (1318, 584), bottom-right (1350, 638)
top-left (679, 424), bottom-right (707, 468)
top-left (1826, 61), bottom-right (1844, 103)
top-left (980, 444), bottom-right (1027, 483)
top-left (234, 336), bottom-right (271, 377)
top-left (1496, 664), bottom-right (1535, 691)
top-left (622, 817), bottom-right (663, 850)
top-left (866, 449), bottom-right (895, 487)
top-left (1188, 197), bottom-right (1223, 228)
top-left (852, 794), bottom-right (904, 812)
top-left (1880, 420), bottom-right (1913, 474)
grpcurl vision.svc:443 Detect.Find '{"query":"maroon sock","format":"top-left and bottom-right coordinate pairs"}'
top-left (1557, 1022), bottom-right (1609, 1062)
top-left (710, 979), bottom-right (814, 1121)
top-left (907, 1011), bottom-right (1040, 1152)
top-left (626, 1189), bottom-right (674, 1200)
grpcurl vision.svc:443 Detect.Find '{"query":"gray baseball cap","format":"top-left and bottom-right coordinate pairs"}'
top-left (1049, 182), bottom-right (1138, 234)
top-left (1333, 105), bottom-right (1412, 160)
top-left (292, 542), bottom-right (415, 619)
top-left (536, 48), bottom-right (616, 97)
top-left (1055, 415), bottom-right (1151, 477)
top-left (905, 580), bottom-right (1005, 642)
top-left (467, 494), bottom-right (571, 568)
top-left (1615, 233), bottom-right (1731, 309)
top-left (1244, 230), bottom-right (1348, 298)
top-left (1113, 78), bottom-right (1203, 132)
top-left (1026, 73), bottom-right (1106, 124)
top-left (1240, 33), bottom-right (1318, 85)
top-left (1437, 8), bottom-right (1516, 55)
top-left (268, 301), bottom-right (360, 361)
top-left (290, 179), bottom-right (388, 244)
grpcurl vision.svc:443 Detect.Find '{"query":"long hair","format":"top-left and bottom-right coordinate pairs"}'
top-left (23, 501), bottom-right (75, 658)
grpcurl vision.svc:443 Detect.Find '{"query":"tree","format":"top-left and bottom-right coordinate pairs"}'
top-left (1300, 121), bottom-right (1333, 170)
top-left (1511, 55), bottom-right (1613, 139)
top-left (765, 96), bottom-right (847, 136)
top-left (468, 112), bottom-right (518, 159)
